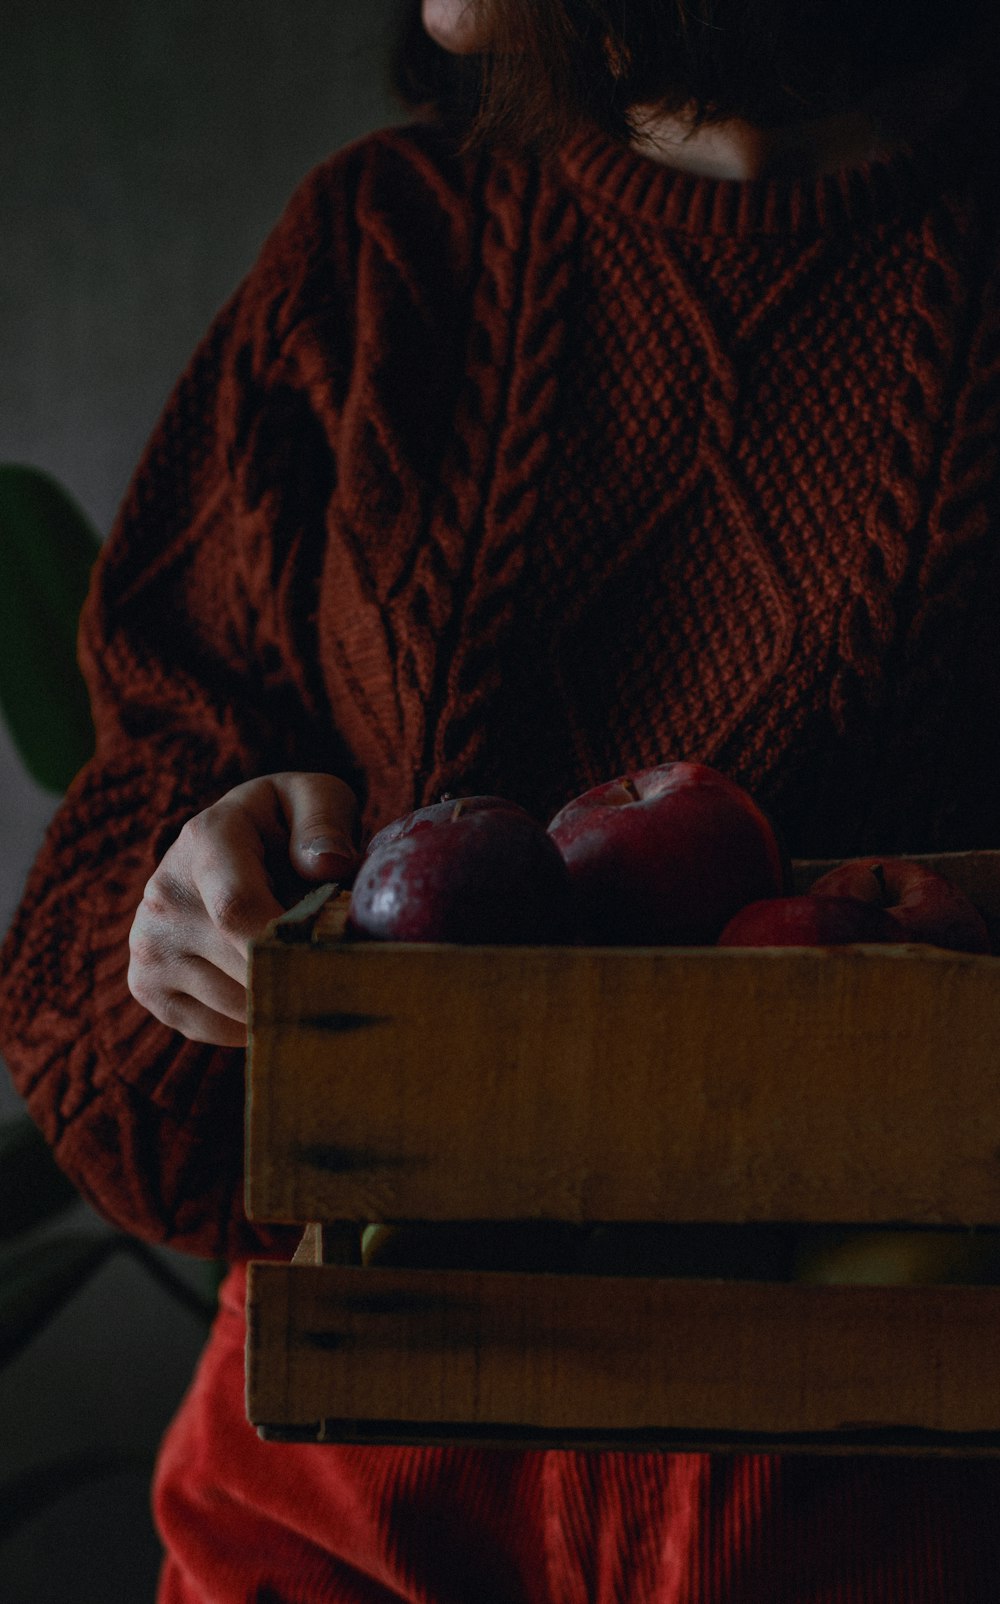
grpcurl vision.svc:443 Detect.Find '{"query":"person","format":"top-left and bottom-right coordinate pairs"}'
top-left (2, 0), bottom-right (1000, 1596)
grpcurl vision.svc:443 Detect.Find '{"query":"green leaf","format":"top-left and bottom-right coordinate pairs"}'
top-left (0, 463), bottom-right (101, 793)
top-left (0, 1451), bottom-right (153, 1544)
top-left (0, 1114), bottom-right (81, 1244)
top-left (0, 1232), bottom-right (117, 1371)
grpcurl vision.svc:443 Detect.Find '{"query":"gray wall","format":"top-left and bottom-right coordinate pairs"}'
top-left (1, 4), bottom-right (402, 1597)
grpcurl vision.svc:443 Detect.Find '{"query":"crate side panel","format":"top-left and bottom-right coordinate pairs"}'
top-left (247, 943), bottom-right (1000, 1226)
top-left (246, 1264), bottom-right (1000, 1437)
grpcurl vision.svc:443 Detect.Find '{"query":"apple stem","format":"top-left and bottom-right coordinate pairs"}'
top-left (451, 799), bottom-right (467, 822)
top-left (621, 775), bottom-right (640, 800)
top-left (871, 861), bottom-right (887, 903)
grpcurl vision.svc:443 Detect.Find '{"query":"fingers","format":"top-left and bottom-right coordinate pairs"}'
top-left (129, 895), bottom-right (250, 1026)
top-left (129, 806), bottom-right (278, 1041)
top-left (269, 772), bottom-right (362, 883)
top-left (128, 948), bottom-right (246, 1047)
top-left (170, 953), bottom-right (248, 1023)
top-left (127, 770), bottom-right (363, 1046)
top-left (157, 993), bottom-right (247, 1049)
top-left (182, 803), bottom-right (286, 961)
top-left (142, 867), bottom-right (254, 989)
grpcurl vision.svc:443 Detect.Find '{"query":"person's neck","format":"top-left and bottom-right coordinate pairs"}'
top-left (629, 53), bottom-right (972, 181)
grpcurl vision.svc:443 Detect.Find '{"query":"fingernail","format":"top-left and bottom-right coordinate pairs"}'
top-left (301, 835), bottom-right (356, 862)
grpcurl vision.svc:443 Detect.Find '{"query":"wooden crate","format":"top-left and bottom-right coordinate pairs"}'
top-left (245, 851), bottom-right (1000, 1453)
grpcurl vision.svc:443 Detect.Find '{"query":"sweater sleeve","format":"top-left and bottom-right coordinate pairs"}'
top-left (0, 157), bottom-right (361, 1262)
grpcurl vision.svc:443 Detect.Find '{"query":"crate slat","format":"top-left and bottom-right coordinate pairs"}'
top-left (247, 940), bottom-right (1000, 1227)
top-left (246, 1262), bottom-right (1000, 1449)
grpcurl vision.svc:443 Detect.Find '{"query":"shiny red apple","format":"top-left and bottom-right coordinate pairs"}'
top-left (546, 761), bottom-right (786, 946)
top-left (718, 894), bottom-right (902, 947)
top-left (809, 857), bottom-right (992, 954)
top-left (362, 793), bottom-right (528, 857)
top-left (346, 795), bottom-right (573, 944)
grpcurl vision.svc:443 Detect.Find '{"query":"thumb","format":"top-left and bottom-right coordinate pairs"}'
top-left (276, 772), bottom-right (362, 884)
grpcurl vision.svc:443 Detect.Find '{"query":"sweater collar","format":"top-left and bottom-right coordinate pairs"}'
top-left (556, 107), bottom-right (985, 237)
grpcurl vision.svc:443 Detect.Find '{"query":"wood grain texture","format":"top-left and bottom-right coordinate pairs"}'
top-left (247, 936), bottom-right (1000, 1227)
top-left (245, 853), bottom-right (1000, 1450)
top-left (246, 1262), bottom-right (1000, 1444)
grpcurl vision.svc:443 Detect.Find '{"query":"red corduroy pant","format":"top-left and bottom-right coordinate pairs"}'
top-left (153, 1266), bottom-right (1000, 1603)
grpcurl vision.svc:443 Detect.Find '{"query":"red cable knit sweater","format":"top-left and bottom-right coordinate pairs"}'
top-left (3, 113), bottom-right (1000, 1601)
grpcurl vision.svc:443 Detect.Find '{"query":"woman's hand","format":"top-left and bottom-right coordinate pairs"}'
top-left (128, 772), bottom-right (360, 1047)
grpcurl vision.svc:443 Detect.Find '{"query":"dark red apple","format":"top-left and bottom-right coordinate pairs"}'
top-left (347, 795), bottom-right (573, 944)
top-left (718, 894), bottom-right (903, 947)
top-left (363, 793), bottom-right (527, 857)
top-left (809, 857), bottom-right (992, 954)
top-left (547, 762), bottom-right (785, 946)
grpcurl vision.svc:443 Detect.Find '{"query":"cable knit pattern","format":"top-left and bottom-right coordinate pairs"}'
top-left (4, 113), bottom-right (1000, 1602)
top-left (2, 111), bottom-right (1000, 1238)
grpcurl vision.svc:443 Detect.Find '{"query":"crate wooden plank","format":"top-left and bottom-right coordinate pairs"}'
top-left (246, 1262), bottom-right (1000, 1450)
top-left (247, 937), bottom-right (1000, 1227)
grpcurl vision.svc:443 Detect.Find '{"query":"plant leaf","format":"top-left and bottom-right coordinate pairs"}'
top-left (0, 1113), bottom-right (81, 1244)
top-left (0, 463), bottom-right (101, 793)
top-left (0, 1451), bottom-right (153, 1544)
top-left (0, 1232), bottom-right (117, 1371)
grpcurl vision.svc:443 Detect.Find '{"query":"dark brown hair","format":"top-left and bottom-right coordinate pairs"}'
top-left (391, 0), bottom-right (992, 149)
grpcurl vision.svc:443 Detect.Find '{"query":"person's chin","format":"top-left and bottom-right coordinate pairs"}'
top-left (421, 0), bottom-right (484, 54)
